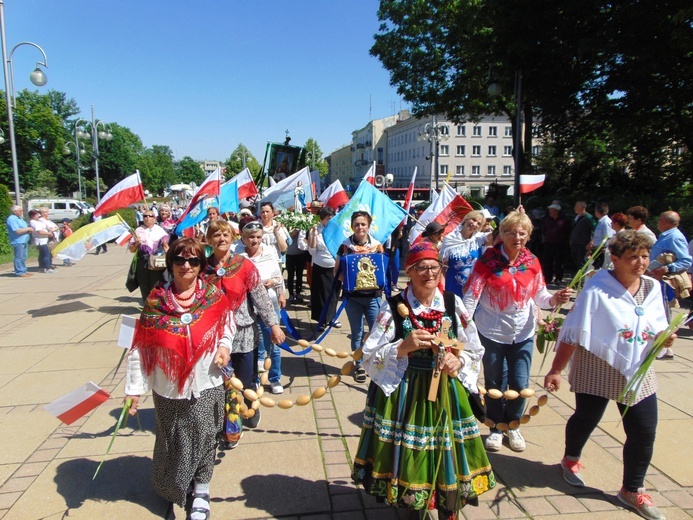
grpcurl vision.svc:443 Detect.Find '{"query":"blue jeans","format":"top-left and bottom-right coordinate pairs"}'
top-left (345, 295), bottom-right (381, 362)
top-left (37, 244), bottom-right (51, 270)
top-left (257, 309), bottom-right (282, 384)
top-left (480, 334), bottom-right (533, 427)
top-left (12, 242), bottom-right (28, 275)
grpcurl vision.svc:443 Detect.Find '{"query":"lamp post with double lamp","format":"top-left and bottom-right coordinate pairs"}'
top-left (417, 115), bottom-right (449, 200)
top-left (84, 105), bottom-right (113, 202)
top-left (237, 149), bottom-right (247, 169)
top-left (65, 121), bottom-right (88, 199)
top-left (0, 1), bottom-right (49, 205)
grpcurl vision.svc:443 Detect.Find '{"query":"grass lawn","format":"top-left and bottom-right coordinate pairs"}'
top-left (0, 245), bottom-right (39, 266)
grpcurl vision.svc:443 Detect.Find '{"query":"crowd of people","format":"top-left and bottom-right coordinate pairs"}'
top-left (6, 194), bottom-right (691, 520)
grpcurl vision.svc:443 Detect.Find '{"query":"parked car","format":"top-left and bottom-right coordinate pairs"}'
top-left (25, 198), bottom-right (90, 222)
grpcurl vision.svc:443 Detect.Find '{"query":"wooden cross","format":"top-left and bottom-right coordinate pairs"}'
top-left (427, 320), bottom-right (465, 402)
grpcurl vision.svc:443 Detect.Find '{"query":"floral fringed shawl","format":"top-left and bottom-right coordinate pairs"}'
top-left (466, 245), bottom-right (543, 311)
top-left (132, 280), bottom-right (230, 392)
top-left (203, 253), bottom-right (262, 312)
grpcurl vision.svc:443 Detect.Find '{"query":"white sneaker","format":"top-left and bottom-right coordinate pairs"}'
top-left (257, 360), bottom-right (267, 373)
top-left (485, 431), bottom-right (503, 452)
top-left (271, 382), bottom-right (284, 394)
top-left (507, 429), bottom-right (526, 452)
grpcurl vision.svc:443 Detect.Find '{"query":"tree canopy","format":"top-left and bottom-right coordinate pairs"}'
top-left (371, 0), bottom-right (693, 203)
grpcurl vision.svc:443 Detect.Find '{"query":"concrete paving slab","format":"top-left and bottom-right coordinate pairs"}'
top-left (0, 464), bottom-right (19, 487)
top-left (27, 343), bottom-right (122, 373)
top-left (0, 412), bottom-right (60, 465)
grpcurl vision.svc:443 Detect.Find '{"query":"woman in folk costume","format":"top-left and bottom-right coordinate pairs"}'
top-left (202, 219), bottom-right (285, 443)
top-left (463, 211), bottom-right (573, 453)
top-left (544, 231), bottom-right (674, 520)
top-left (125, 238), bottom-right (234, 520)
top-left (352, 242), bottom-right (495, 520)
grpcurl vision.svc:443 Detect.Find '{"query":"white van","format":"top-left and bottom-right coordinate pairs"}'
top-left (25, 198), bottom-right (90, 222)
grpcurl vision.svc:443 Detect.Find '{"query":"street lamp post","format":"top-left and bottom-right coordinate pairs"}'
top-left (417, 115), bottom-right (449, 200)
top-left (86, 105), bottom-right (113, 202)
top-left (0, 0), bottom-right (48, 205)
top-left (237, 149), bottom-right (247, 169)
top-left (65, 122), bottom-right (88, 200)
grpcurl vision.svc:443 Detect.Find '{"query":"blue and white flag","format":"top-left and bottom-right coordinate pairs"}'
top-left (261, 167), bottom-right (314, 212)
top-left (323, 180), bottom-right (408, 258)
top-left (175, 180), bottom-right (240, 235)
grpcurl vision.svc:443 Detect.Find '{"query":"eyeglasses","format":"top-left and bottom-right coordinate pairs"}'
top-left (172, 255), bottom-right (202, 267)
top-left (412, 264), bottom-right (442, 275)
top-left (503, 230), bottom-right (528, 238)
top-left (143, 214), bottom-right (155, 218)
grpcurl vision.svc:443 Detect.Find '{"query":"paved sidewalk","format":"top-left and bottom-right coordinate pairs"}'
top-left (0, 250), bottom-right (692, 519)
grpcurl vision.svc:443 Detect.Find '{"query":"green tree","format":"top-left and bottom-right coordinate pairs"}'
top-left (0, 183), bottom-right (12, 255)
top-left (304, 137), bottom-right (329, 177)
top-left (175, 156), bottom-right (205, 185)
top-left (224, 144), bottom-right (261, 179)
top-left (138, 145), bottom-right (176, 196)
top-left (371, 0), bottom-right (693, 201)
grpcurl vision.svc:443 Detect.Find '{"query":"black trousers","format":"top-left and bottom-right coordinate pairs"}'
top-left (286, 252), bottom-right (309, 297)
top-left (565, 392), bottom-right (658, 492)
top-left (310, 263), bottom-right (338, 324)
top-left (541, 243), bottom-right (565, 282)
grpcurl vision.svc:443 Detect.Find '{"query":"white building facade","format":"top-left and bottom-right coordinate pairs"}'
top-left (385, 114), bottom-right (522, 198)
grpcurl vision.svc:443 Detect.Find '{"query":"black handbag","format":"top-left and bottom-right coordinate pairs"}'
top-left (125, 254), bottom-right (139, 293)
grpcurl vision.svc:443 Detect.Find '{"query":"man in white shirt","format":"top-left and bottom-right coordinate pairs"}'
top-left (587, 202), bottom-right (615, 269)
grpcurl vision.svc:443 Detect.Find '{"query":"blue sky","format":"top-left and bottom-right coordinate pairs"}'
top-left (5, 1), bottom-right (408, 163)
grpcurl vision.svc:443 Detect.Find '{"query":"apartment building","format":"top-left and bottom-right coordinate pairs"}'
top-left (329, 112), bottom-right (539, 198)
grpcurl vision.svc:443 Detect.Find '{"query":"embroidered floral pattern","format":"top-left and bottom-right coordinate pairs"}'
top-left (618, 325), bottom-right (656, 345)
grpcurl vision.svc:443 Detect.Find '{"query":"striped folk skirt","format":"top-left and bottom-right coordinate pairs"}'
top-left (352, 365), bottom-right (495, 516)
top-left (151, 385), bottom-right (225, 506)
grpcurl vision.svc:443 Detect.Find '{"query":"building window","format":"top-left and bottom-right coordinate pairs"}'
top-left (456, 165), bottom-right (465, 176)
top-left (473, 125), bottom-right (482, 137)
top-left (472, 165), bottom-right (480, 176)
top-left (487, 165), bottom-right (496, 176)
top-left (440, 145), bottom-right (449, 156)
top-left (457, 125), bottom-right (466, 137)
top-left (503, 165), bottom-right (512, 176)
top-left (532, 145), bottom-right (541, 155)
top-left (488, 145), bottom-right (497, 156)
top-left (504, 126), bottom-right (512, 137)
top-left (440, 164), bottom-right (449, 175)
top-left (456, 145), bottom-right (465, 156)
top-left (377, 147), bottom-right (383, 164)
top-left (472, 145), bottom-right (481, 156)
top-left (503, 145), bottom-right (512, 156)
top-left (489, 126), bottom-right (497, 137)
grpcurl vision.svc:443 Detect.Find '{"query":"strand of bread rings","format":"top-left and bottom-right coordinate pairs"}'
top-left (478, 386), bottom-right (550, 431)
top-left (223, 339), bottom-right (360, 419)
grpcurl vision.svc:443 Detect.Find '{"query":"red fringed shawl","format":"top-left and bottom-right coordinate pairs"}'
top-left (466, 245), bottom-right (544, 311)
top-left (203, 253), bottom-right (262, 312)
top-left (132, 280), bottom-right (230, 392)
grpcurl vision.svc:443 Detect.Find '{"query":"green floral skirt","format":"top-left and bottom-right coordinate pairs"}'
top-left (352, 364), bottom-right (495, 515)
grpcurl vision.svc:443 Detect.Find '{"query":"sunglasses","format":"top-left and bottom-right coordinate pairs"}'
top-left (243, 221), bottom-right (263, 231)
top-left (143, 214), bottom-right (155, 218)
top-left (172, 255), bottom-right (202, 267)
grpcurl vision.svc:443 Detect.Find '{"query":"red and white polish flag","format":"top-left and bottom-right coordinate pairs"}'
top-left (45, 382), bottom-right (110, 425)
top-left (94, 171), bottom-right (145, 217)
top-left (176, 168), bottom-right (223, 224)
top-left (229, 168), bottom-right (259, 200)
top-left (318, 180), bottom-right (350, 209)
top-left (115, 230), bottom-right (133, 246)
top-left (409, 183), bottom-right (473, 244)
top-left (363, 163), bottom-right (376, 185)
top-left (519, 174), bottom-right (546, 194)
top-left (398, 167), bottom-right (418, 229)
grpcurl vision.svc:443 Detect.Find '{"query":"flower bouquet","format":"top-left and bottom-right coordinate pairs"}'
top-left (274, 211), bottom-right (319, 231)
top-left (535, 315), bottom-right (565, 355)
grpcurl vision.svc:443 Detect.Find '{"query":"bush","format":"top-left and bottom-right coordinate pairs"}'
top-left (0, 184), bottom-right (13, 255)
